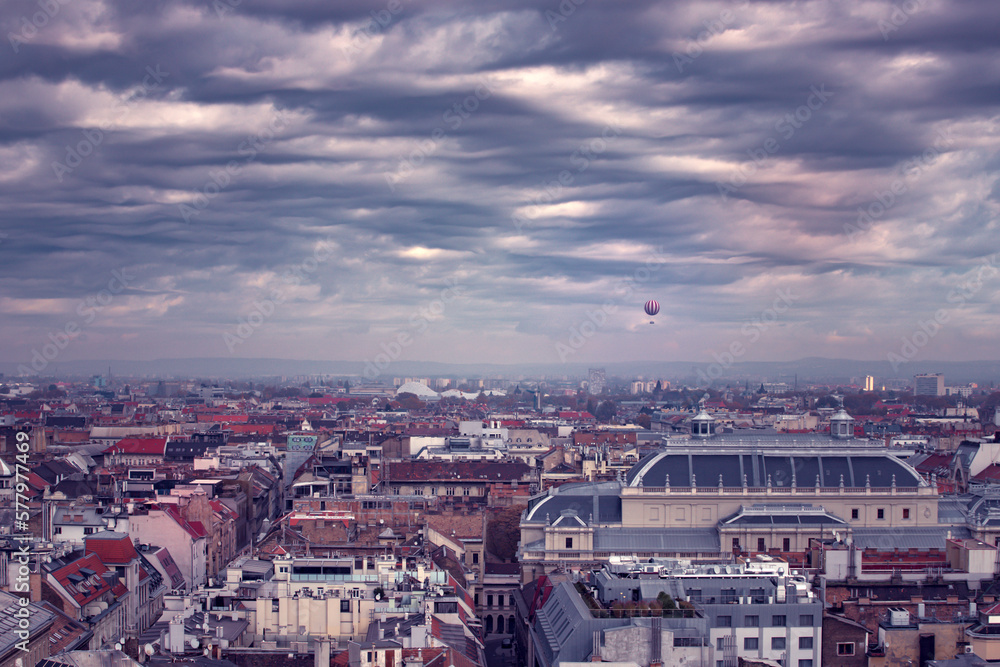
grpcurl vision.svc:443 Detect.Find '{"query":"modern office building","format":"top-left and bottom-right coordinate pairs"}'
top-left (915, 373), bottom-right (946, 396)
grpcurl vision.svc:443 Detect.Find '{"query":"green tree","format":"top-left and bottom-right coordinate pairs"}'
top-left (815, 395), bottom-right (840, 409)
top-left (485, 506), bottom-right (522, 562)
top-left (395, 392), bottom-right (426, 410)
top-left (656, 591), bottom-right (676, 611)
top-left (595, 400), bottom-right (617, 422)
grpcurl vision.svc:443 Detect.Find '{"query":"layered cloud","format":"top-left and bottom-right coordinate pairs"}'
top-left (0, 0), bottom-right (998, 371)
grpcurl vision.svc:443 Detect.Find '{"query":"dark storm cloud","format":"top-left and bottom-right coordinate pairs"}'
top-left (0, 0), bottom-right (998, 367)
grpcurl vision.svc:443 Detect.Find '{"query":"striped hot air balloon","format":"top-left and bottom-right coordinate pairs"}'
top-left (644, 300), bottom-right (660, 317)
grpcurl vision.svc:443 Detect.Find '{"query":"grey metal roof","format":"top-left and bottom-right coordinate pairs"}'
top-left (593, 527), bottom-right (720, 552)
top-left (628, 451), bottom-right (923, 488)
top-left (938, 497), bottom-right (972, 523)
top-left (851, 526), bottom-right (971, 551)
top-left (524, 484), bottom-right (622, 525)
top-left (0, 590), bottom-right (55, 657)
top-left (37, 651), bottom-right (140, 667)
top-left (720, 505), bottom-right (847, 526)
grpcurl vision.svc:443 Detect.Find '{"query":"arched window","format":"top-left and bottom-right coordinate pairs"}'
top-left (485, 616), bottom-right (494, 634)
top-left (509, 615), bottom-right (515, 632)
top-left (497, 616), bottom-right (505, 633)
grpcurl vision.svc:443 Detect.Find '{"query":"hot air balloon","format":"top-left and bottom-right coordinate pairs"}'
top-left (644, 300), bottom-right (659, 324)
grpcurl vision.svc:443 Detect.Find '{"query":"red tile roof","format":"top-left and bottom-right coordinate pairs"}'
top-left (210, 500), bottom-right (237, 519)
top-left (559, 411), bottom-right (595, 420)
top-left (51, 553), bottom-right (115, 607)
top-left (103, 437), bottom-right (167, 455)
top-left (973, 465), bottom-right (1000, 483)
top-left (148, 546), bottom-right (186, 589)
top-left (982, 601), bottom-right (1000, 616)
top-left (161, 504), bottom-right (208, 540)
top-left (84, 533), bottom-right (139, 565)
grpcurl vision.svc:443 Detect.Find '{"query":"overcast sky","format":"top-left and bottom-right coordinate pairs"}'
top-left (1, 0), bottom-right (998, 373)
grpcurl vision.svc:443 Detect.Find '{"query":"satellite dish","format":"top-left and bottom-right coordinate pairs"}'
top-left (190, 639), bottom-right (200, 649)
top-left (144, 644), bottom-right (155, 656)
top-left (114, 643), bottom-right (122, 651)
top-left (371, 398), bottom-right (379, 406)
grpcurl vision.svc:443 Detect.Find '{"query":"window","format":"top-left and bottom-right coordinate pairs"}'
top-left (472, 553), bottom-right (479, 564)
top-left (837, 642), bottom-right (855, 656)
top-left (340, 599), bottom-right (350, 613)
top-left (732, 538), bottom-right (740, 550)
top-left (272, 599), bottom-right (279, 612)
top-left (463, 487), bottom-right (470, 495)
top-left (798, 661), bottom-right (813, 667)
top-left (745, 615), bottom-right (759, 627)
top-left (565, 537), bottom-right (573, 549)
top-left (782, 538), bottom-right (790, 551)
top-left (771, 637), bottom-right (786, 650)
top-left (851, 508), bottom-right (859, 519)
top-left (757, 538), bottom-right (766, 552)
top-left (487, 595), bottom-right (494, 607)
top-left (718, 615), bottom-right (732, 627)
top-left (799, 637), bottom-right (813, 649)
top-left (772, 615), bottom-right (786, 627)
top-left (84, 527), bottom-right (96, 535)
top-left (744, 637), bottom-right (759, 650)
top-left (717, 638), bottom-right (726, 650)
top-left (53, 527), bottom-right (62, 535)
top-left (475, 593), bottom-right (480, 606)
top-left (877, 508), bottom-right (885, 519)
top-left (799, 614), bottom-right (814, 626)
top-left (446, 487), bottom-right (455, 496)
top-left (510, 595), bottom-right (516, 606)
top-left (903, 508), bottom-right (910, 519)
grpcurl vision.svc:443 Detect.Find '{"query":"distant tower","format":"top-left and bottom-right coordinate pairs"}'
top-left (587, 368), bottom-right (606, 395)
top-left (864, 375), bottom-right (874, 392)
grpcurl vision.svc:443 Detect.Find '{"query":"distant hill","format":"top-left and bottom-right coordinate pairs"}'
top-left (2, 356), bottom-right (1000, 384)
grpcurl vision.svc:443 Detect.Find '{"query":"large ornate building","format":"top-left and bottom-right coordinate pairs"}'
top-left (519, 410), bottom-right (993, 582)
